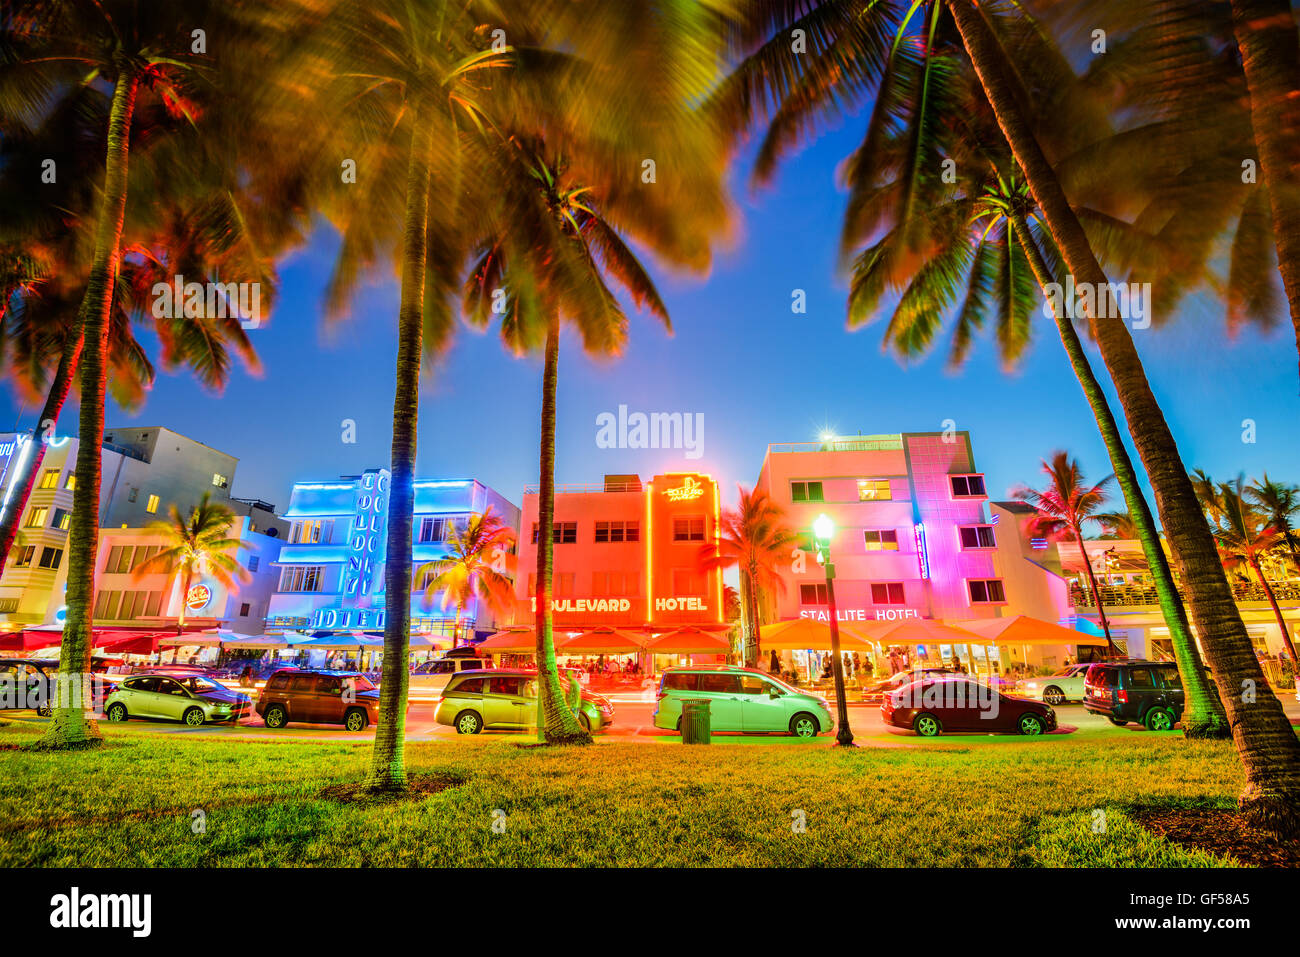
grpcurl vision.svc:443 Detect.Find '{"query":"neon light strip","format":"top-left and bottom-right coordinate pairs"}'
top-left (414, 481), bottom-right (472, 489)
top-left (712, 480), bottom-right (723, 623)
top-left (645, 482), bottom-right (653, 623)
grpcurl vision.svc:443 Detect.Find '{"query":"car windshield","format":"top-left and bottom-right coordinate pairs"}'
top-left (179, 676), bottom-right (221, 694)
top-left (345, 675), bottom-right (376, 692)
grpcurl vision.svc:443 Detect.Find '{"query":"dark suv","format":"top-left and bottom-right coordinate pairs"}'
top-left (256, 669), bottom-right (381, 731)
top-left (1084, 660), bottom-right (1184, 730)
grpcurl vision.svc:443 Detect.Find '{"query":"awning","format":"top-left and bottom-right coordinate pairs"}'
top-left (644, 625), bottom-right (731, 654)
top-left (949, 614), bottom-right (1109, 647)
top-left (476, 627), bottom-right (537, 652)
top-left (862, 618), bottom-right (981, 644)
top-left (557, 627), bottom-right (646, 654)
top-left (759, 618), bottom-right (875, 650)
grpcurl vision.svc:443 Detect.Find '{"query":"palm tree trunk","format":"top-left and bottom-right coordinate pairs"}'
top-left (1251, 555), bottom-right (1300, 662)
top-left (0, 329), bottom-right (83, 572)
top-left (534, 315), bottom-right (589, 744)
top-left (1074, 523), bottom-right (1116, 652)
top-left (950, 0), bottom-right (1300, 834)
top-left (34, 65), bottom-right (139, 751)
top-left (1011, 213), bottom-right (1227, 737)
top-left (737, 569), bottom-right (753, 665)
top-left (1228, 0), bottom-right (1300, 384)
top-left (366, 106), bottom-right (435, 792)
top-left (178, 568), bottom-right (192, 629)
top-left (745, 561), bottom-right (763, 667)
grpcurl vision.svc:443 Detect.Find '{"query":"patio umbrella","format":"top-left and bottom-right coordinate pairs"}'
top-left (557, 627), bottom-right (646, 654)
top-left (476, 628), bottom-right (538, 652)
top-left (0, 628), bottom-right (62, 652)
top-left (949, 614), bottom-right (1108, 647)
top-left (645, 626), bottom-right (731, 654)
top-left (96, 633), bottom-right (167, 656)
top-left (861, 618), bottom-right (982, 644)
top-left (759, 617), bottom-right (875, 650)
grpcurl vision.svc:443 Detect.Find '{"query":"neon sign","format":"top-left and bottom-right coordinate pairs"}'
top-left (186, 584), bottom-right (212, 611)
top-left (342, 470), bottom-right (390, 600)
top-left (914, 523), bottom-right (930, 580)
top-left (664, 476), bottom-right (704, 502)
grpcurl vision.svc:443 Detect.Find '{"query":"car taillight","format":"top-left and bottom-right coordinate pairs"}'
top-left (1118, 690), bottom-right (1128, 703)
top-left (656, 690), bottom-right (667, 699)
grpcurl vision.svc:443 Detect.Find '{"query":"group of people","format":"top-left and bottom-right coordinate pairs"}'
top-left (572, 654), bottom-right (642, 677)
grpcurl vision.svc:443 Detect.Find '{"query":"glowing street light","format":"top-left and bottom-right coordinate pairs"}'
top-left (812, 513), bottom-right (854, 747)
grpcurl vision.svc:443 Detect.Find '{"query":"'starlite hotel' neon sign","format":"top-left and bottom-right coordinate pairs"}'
top-left (664, 476), bottom-right (705, 502)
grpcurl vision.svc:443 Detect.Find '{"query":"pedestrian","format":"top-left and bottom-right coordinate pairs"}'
top-left (769, 649), bottom-right (781, 675)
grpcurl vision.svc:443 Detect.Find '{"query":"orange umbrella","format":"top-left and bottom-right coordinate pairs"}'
top-left (645, 626), bottom-right (731, 654)
top-left (862, 618), bottom-right (981, 644)
top-left (948, 615), bottom-right (1109, 647)
top-left (759, 617), bottom-right (875, 650)
top-left (475, 627), bottom-right (537, 652)
top-left (557, 627), bottom-right (646, 654)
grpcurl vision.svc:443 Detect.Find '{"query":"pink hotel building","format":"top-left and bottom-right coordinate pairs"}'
top-left (756, 432), bottom-right (1072, 634)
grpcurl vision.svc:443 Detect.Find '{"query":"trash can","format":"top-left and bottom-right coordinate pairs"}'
top-left (680, 697), bottom-right (711, 744)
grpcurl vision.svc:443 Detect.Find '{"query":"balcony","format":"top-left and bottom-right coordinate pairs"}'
top-left (1070, 580), bottom-right (1300, 609)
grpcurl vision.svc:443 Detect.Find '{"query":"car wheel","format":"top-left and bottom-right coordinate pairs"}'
top-left (578, 712), bottom-right (592, 733)
top-left (36, 702), bottom-right (52, 717)
top-left (789, 712), bottom-right (819, 737)
top-left (182, 707), bottom-right (205, 728)
top-left (1107, 716), bottom-right (1128, 727)
top-left (1018, 713), bottom-right (1045, 735)
top-left (1144, 707), bottom-right (1176, 732)
top-left (1043, 686), bottom-right (1066, 706)
top-left (344, 708), bottom-right (368, 732)
top-left (455, 710), bottom-right (483, 735)
top-left (263, 705), bottom-right (288, 729)
top-left (913, 712), bottom-right (941, 737)
top-left (106, 703), bottom-right (128, 723)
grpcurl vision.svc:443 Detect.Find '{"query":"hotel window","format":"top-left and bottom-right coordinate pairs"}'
top-left (857, 479), bottom-right (892, 501)
top-left (790, 480), bottom-right (823, 503)
top-left (51, 508), bottom-right (70, 531)
top-left (279, 565), bottom-right (325, 592)
top-left (671, 569), bottom-right (706, 596)
top-left (93, 590), bottom-right (121, 619)
top-left (593, 571), bottom-right (639, 597)
top-left (24, 507), bottom-right (48, 528)
top-left (863, 529), bottom-right (899, 551)
top-left (672, 516), bottom-right (705, 542)
top-left (105, 546), bottom-right (133, 574)
top-left (871, 582), bottom-right (906, 605)
top-left (968, 579), bottom-right (1007, 604)
top-left (131, 545), bottom-right (160, 572)
top-left (212, 473), bottom-right (229, 489)
top-left (64, 473), bottom-right (75, 491)
top-left (38, 469), bottom-right (60, 490)
top-left (800, 583), bottom-right (829, 604)
top-left (145, 494), bottom-right (160, 514)
top-left (239, 602), bottom-right (251, 617)
top-left (554, 572), bottom-right (575, 596)
top-left (958, 525), bottom-right (997, 549)
top-left (950, 474), bottom-right (987, 498)
top-left (127, 487), bottom-right (138, 503)
top-left (13, 546), bottom-right (35, 568)
top-left (530, 522), bottom-right (577, 545)
top-left (418, 516), bottom-right (463, 543)
top-left (37, 547), bottom-right (62, 570)
top-left (594, 520), bottom-right (639, 543)
top-left (248, 555), bottom-right (260, 573)
top-left (293, 518), bottom-right (335, 544)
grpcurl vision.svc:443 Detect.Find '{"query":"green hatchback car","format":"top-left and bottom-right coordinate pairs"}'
top-left (653, 665), bottom-right (834, 737)
top-left (435, 669), bottom-right (614, 734)
top-left (104, 673), bottom-right (253, 727)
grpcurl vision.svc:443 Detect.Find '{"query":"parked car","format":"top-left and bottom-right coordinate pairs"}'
top-left (881, 675), bottom-right (1057, 736)
top-left (652, 665), bottom-right (833, 737)
top-left (410, 656), bottom-right (492, 695)
top-left (860, 667), bottom-right (954, 702)
top-left (1018, 663), bottom-right (1092, 705)
top-left (1, 658), bottom-right (119, 716)
top-left (256, 669), bottom-right (381, 730)
top-left (104, 673), bottom-right (252, 726)
top-left (1083, 660), bottom-right (1184, 730)
top-left (434, 669), bottom-right (613, 734)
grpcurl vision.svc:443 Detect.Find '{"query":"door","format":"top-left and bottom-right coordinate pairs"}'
top-left (153, 677), bottom-right (193, 721)
top-left (483, 675), bottom-right (527, 728)
top-left (695, 673), bottom-right (745, 730)
top-left (738, 674), bottom-right (789, 731)
top-left (287, 673), bottom-right (319, 722)
top-left (315, 675), bottom-right (346, 723)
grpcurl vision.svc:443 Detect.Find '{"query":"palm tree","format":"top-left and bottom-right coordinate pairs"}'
top-left (696, 486), bottom-right (800, 667)
top-left (131, 493), bottom-right (249, 628)
top-left (415, 506), bottom-right (517, 646)
top-left (1014, 453), bottom-right (1119, 655)
top-left (1095, 511), bottom-right (1140, 540)
top-left (1247, 476), bottom-right (1300, 575)
top-left (1198, 475), bottom-right (1300, 662)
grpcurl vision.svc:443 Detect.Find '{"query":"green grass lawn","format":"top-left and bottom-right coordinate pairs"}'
top-left (0, 718), bottom-right (1245, 866)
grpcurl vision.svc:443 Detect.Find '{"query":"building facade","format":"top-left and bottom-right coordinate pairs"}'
top-left (511, 472), bottom-right (725, 632)
top-left (266, 473), bottom-right (520, 639)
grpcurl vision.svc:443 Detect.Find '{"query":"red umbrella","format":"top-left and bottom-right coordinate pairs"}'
top-left (557, 627), bottom-right (646, 653)
top-left (0, 628), bottom-right (63, 652)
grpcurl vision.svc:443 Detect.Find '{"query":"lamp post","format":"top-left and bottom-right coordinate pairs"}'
top-left (813, 513), bottom-right (855, 747)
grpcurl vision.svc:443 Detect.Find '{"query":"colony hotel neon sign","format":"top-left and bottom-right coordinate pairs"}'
top-left (343, 470), bottom-right (389, 600)
top-left (664, 476), bottom-right (705, 502)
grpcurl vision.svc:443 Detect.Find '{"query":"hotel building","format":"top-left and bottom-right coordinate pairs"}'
top-left (265, 472), bottom-right (520, 639)
top-left (511, 472), bottom-right (725, 633)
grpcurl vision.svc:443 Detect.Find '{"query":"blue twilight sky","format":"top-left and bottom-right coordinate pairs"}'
top-left (3, 121), bottom-right (1298, 519)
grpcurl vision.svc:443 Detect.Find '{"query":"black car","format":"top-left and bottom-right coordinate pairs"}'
top-left (1083, 660), bottom-right (1184, 730)
top-left (0, 658), bottom-right (54, 716)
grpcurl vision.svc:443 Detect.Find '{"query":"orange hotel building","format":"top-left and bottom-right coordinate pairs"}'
top-left (512, 472), bottom-right (726, 636)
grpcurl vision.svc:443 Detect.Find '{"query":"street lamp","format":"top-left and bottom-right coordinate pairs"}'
top-left (812, 513), bottom-right (855, 747)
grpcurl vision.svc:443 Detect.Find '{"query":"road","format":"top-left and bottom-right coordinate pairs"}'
top-left (33, 693), bottom-right (1300, 743)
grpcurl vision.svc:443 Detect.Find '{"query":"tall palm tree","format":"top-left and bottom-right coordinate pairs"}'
top-left (696, 486), bottom-right (800, 667)
top-left (719, 2), bottom-right (1227, 734)
top-left (1095, 511), bottom-right (1139, 540)
top-left (5, 0), bottom-right (227, 750)
top-left (1014, 453), bottom-right (1119, 655)
top-left (1247, 476), bottom-right (1300, 575)
top-left (415, 506), bottom-right (516, 646)
top-left (131, 493), bottom-right (249, 628)
top-left (1198, 475), bottom-right (1300, 662)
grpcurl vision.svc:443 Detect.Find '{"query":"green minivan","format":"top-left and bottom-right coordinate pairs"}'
top-left (434, 669), bottom-right (614, 734)
top-left (653, 665), bottom-right (834, 737)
